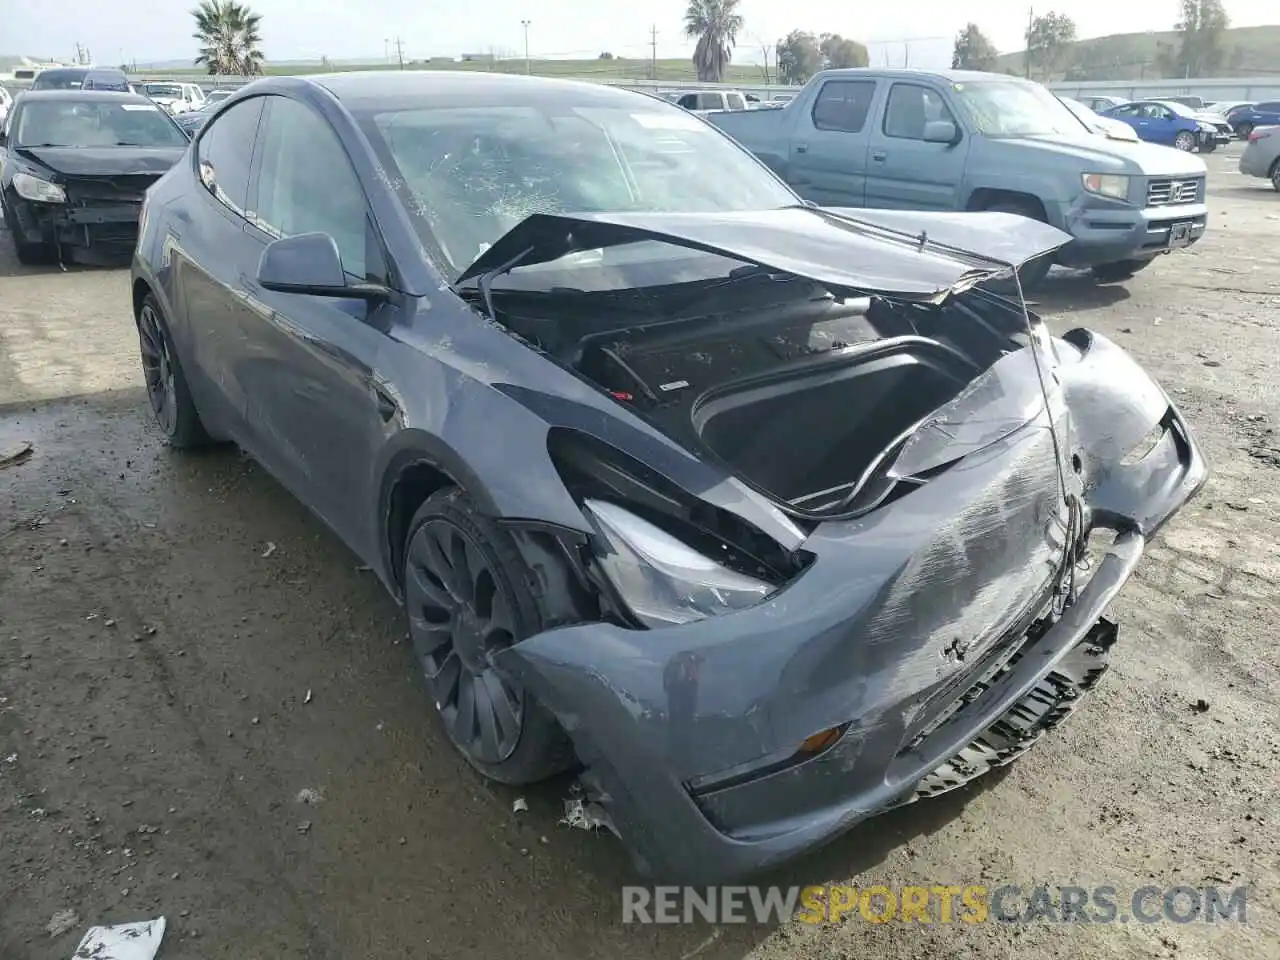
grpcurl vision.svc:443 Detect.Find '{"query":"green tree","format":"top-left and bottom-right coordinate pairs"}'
top-left (1024, 11), bottom-right (1076, 79)
top-left (1172, 0), bottom-right (1231, 77)
top-left (192, 0), bottom-right (264, 76)
top-left (819, 33), bottom-right (869, 69)
top-left (951, 23), bottom-right (999, 70)
top-left (776, 29), bottom-right (822, 84)
top-left (683, 0), bottom-right (744, 83)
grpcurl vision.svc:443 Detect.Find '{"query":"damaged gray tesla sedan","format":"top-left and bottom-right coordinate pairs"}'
top-left (130, 72), bottom-right (1207, 882)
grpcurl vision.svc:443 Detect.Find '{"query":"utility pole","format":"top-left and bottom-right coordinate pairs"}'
top-left (521, 20), bottom-right (531, 75)
top-left (1025, 6), bottom-right (1034, 79)
top-left (394, 36), bottom-right (404, 70)
top-left (384, 38), bottom-right (389, 63)
top-left (650, 24), bottom-right (658, 80)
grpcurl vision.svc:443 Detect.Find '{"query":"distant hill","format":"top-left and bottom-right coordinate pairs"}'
top-left (995, 23), bottom-right (1280, 81)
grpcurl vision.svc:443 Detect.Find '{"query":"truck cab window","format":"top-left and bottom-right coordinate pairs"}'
top-left (884, 84), bottom-right (954, 140)
top-left (811, 80), bottom-right (876, 133)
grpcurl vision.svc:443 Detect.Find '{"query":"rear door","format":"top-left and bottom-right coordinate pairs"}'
top-left (785, 77), bottom-right (877, 207)
top-left (171, 95), bottom-right (268, 440)
top-left (865, 81), bottom-right (968, 210)
top-left (234, 93), bottom-right (396, 556)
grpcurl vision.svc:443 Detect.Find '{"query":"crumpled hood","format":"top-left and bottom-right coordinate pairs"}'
top-left (455, 206), bottom-right (1071, 300)
top-left (15, 145), bottom-right (186, 178)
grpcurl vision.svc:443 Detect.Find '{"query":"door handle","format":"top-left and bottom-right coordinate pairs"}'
top-left (794, 142), bottom-right (808, 153)
top-left (871, 150), bottom-right (887, 162)
top-left (373, 385), bottom-right (398, 423)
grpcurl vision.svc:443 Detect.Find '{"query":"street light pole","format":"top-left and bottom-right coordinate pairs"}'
top-left (521, 20), bottom-right (531, 75)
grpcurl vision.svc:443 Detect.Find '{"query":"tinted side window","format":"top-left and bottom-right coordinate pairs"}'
top-left (883, 83), bottom-right (953, 140)
top-left (196, 97), bottom-right (265, 216)
top-left (1257, 102), bottom-right (1280, 112)
top-left (726, 93), bottom-right (746, 111)
top-left (811, 80), bottom-right (876, 133)
top-left (254, 96), bottom-right (370, 279)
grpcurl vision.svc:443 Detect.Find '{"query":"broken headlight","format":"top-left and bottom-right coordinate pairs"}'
top-left (13, 172), bottom-right (66, 204)
top-left (582, 499), bottom-right (776, 627)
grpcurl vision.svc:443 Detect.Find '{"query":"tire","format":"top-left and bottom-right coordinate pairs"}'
top-left (1174, 131), bottom-right (1197, 152)
top-left (136, 293), bottom-right (211, 448)
top-left (403, 487), bottom-right (578, 785)
top-left (1091, 258), bottom-right (1154, 284)
top-left (3, 201), bottom-right (54, 265)
top-left (978, 198), bottom-right (1053, 294)
top-left (1201, 142), bottom-right (1217, 154)
top-left (1236, 123), bottom-right (1253, 140)
top-left (1271, 158), bottom-right (1280, 193)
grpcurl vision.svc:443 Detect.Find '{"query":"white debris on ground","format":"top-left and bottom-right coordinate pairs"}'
top-left (560, 796), bottom-right (613, 833)
top-left (68, 917), bottom-right (165, 959)
top-left (511, 797), bottom-right (528, 813)
top-left (47, 909), bottom-right (79, 938)
top-left (261, 541), bottom-right (277, 558)
top-left (295, 787), bottom-right (324, 805)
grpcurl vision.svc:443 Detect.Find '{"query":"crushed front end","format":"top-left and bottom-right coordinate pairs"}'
top-left (8, 173), bottom-right (157, 260)
top-left (496, 326), bottom-right (1206, 883)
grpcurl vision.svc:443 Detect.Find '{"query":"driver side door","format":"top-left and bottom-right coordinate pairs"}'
top-left (235, 94), bottom-right (398, 557)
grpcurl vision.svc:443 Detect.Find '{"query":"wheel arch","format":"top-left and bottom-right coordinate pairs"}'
top-left (377, 432), bottom-right (504, 599)
top-left (966, 188), bottom-right (1048, 222)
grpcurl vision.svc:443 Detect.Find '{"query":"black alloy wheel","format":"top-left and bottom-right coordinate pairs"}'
top-left (138, 300), bottom-right (179, 436)
top-left (407, 513), bottom-right (528, 765)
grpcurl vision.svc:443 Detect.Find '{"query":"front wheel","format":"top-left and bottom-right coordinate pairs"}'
top-left (1091, 259), bottom-right (1154, 284)
top-left (1174, 131), bottom-right (1197, 152)
top-left (404, 488), bottom-right (578, 785)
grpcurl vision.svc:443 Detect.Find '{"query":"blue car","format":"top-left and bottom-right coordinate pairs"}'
top-left (1103, 99), bottom-right (1230, 152)
top-left (1228, 100), bottom-right (1280, 139)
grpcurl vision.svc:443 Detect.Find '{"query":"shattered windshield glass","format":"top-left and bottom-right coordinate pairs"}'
top-left (361, 103), bottom-right (796, 275)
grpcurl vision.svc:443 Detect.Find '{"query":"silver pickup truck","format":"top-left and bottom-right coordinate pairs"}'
top-left (706, 68), bottom-right (1209, 287)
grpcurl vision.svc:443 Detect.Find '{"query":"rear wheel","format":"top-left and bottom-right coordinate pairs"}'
top-left (1236, 122), bottom-right (1254, 140)
top-left (1174, 131), bottom-right (1197, 152)
top-left (978, 198), bottom-right (1053, 294)
top-left (1091, 258), bottom-right (1154, 284)
top-left (404, 488), bottom-right (577, 785)
top-left (136, 294), bottom-right (211, 448)
top-left (1270, 158), bottom-right (1280, 192)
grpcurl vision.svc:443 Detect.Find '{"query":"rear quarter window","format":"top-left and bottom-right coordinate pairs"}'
top-left (195, 96), bottom-right (266, 216)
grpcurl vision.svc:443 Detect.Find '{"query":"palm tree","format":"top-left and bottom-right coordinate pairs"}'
top-left (683, 0), bottom-right (744, 82)
top-left (192, 0), bottom-right (265, 76)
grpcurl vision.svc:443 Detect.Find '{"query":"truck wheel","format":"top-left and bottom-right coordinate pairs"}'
top-left (1174, 131), bottom-right (1197, 151)
top-left (1091, 259), bottom-right (1153, 284)
top-left (978, 199), bottom-right (1053, 294)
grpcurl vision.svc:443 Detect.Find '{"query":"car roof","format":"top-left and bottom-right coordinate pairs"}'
top-left (14, 89), bottom-right (158, 106)
top-left (819, 67), bottom-right (1034, 84)
top-left (34, 67), bottom-right (91, 79)
top-left (283, 71), bottom-right (667, 111)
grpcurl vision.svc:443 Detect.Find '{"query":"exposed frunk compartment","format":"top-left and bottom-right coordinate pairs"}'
top-left (690, 337), bottom-right (978, 512)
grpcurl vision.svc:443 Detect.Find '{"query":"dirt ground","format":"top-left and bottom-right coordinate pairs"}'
top-left (2, 147), bottom-right (1278, 960)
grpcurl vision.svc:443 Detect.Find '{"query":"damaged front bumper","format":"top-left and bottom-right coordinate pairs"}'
top-left (495, 330), bottom-right (1207, 883)
top-left (8, 196), bottom-right (144, 257)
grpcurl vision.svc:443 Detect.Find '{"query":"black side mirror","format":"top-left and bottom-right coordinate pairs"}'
top-left (0, 130), bottom-right (7, 148)
top-left (257, 232), bottom-right (389, 301)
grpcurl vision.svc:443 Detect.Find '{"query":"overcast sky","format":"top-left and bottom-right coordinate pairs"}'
top-left (6, 0), bottom-right (1274, 69)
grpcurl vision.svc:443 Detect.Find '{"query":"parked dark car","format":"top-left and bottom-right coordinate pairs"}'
top-left (173, 101), bottom-right (216, 136)
top-left (1079, 95), bottom-right (1127, 113)
top-left (30, 66), bottom-right (131, 92)
top-left (1228, 100), bottom-right (1280, 139)
top-left (1103, 99), bottom-right (1231, 151)
top-left (0, 90), bottom-right (188, 263)
top-left (130, 72), bottom-right (1206, 883)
